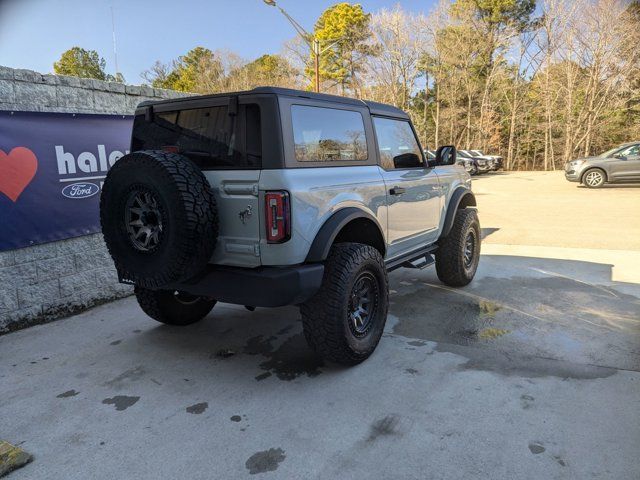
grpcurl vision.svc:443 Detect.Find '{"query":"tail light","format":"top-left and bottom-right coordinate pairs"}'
top-left (265, 191), bottom-right (291, 243)
top-left (162, 145), bottom-right (179, 153)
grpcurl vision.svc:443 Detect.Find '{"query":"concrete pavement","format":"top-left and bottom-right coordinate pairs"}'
top-left (2, 247), bottom-right (639, 479)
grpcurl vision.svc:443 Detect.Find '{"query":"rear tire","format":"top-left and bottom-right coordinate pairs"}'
top-left (435, 209), bottom-right (481, 287)
top-left (301, 243), bottom-right (389, 366)
top-left (135, 287), bottom-right (216, 326)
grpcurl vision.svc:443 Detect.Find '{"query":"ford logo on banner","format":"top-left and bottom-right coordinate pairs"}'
top-left (61, 182), bottom-right (100, 199)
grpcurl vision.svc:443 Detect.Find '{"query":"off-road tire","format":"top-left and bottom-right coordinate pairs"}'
top-left (135, 286), bottom-right (216, 326)
top-left (435, 208), bottom-right (481, 287)
top-left (100, 150), bottom-right (218, 289)
top-left (582, 168), bottom-right (606, 188)
top-left (301, 243), bottom-right (389, 366)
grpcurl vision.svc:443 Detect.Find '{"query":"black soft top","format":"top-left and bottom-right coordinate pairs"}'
top-left (139, 86), bottom-right (409, 119)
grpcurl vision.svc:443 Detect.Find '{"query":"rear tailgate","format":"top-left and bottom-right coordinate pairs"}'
top-left (204, 170), bottom-right (262, 267)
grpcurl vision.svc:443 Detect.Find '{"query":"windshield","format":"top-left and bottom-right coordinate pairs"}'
top-left (599, 146), bottom-right (623, 158)
top-left (468, 151), bottom-right (482, 157)
top-left (457, 150), bottom-right (471, 158)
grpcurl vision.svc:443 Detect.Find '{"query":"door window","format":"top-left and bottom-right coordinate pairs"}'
top-left (372, 117), bottom-right (424, 170)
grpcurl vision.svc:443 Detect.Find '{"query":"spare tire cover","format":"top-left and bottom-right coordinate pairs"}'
top-left (100, 150), bottom-right (219, 289)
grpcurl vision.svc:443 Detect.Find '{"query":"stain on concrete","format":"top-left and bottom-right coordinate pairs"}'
top-left (244, 333), bottom-right (323, 381)
top-left (186, 402), bottom-right (208, 414)
top-left (215, 349), bottom-right (236, 359)
top-left (391, 285), bottom-right (494, 346)
top-left (103, 366), bottom-right (146, 389)
top-left (478, 328), bottom-right (510, 340)
top-left (407, 340), bottom-right (427, 347)
top-left (102, 395), bottom-right (140, 411)
top-left (392, 274), bottom-right (640, 372)
top-left (133, 329), bottom-right (142, 333)
top-left (434, 343), bottom-right (617, 379)
top-left (277, 324), bottom-right (294, 335)
top-left (367, 415), bottom-right (401, 442)
top-left (404, 368), bottom-right (418, 375)
top-left (255, 372), bottom-right (272, 381)
top-left (56, 389), bottom-right (79, 398)
top-left (528, 442), bottom-right (545, 454)
top-left (520, 394), bottom-right (535, 409)
top-left (230, 415), bottom-right (242, 422)
top-left (109, 340), bottom-right (122, 346)
top-left (245, 448), bottom-right (285, 475)
top-left (479, 300), bottom-right (501, 318)
top-left (554, 455), bottom-right (567, 467)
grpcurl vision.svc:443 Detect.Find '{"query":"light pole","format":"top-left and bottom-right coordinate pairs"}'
top-left (263, 0), bottom-right (342, 93)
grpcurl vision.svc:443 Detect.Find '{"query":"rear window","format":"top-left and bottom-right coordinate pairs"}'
top-left (291, 105), bottom-right (367, 162)
top-left (131, 103), bottom-right (262, 170)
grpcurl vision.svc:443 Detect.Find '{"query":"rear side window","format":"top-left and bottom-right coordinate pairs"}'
top-left (291, 105), bottom-right (367, 162)
top-left (132, 103), bottom-right (262, 170)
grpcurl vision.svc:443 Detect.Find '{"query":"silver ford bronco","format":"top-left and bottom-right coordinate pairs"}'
top-left (100, 87), bottom-right (480, 365)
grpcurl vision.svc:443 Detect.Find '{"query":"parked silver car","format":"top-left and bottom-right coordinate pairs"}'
top-left (469, 150), bottom-right (503, 170)
top-left (458, 150), bottom-right (491, 173)
top-left (565, 141), bottom-right (640, 188)
top-left (427, 149), bottom-right (475, 175)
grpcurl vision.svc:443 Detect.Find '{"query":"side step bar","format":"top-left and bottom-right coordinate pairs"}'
top-left (385, 245), bottom-right (437, 272)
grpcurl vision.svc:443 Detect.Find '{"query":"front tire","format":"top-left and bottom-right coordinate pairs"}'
top-left (301, 243), bottom-right (389, 366)
top-left (135, 287), bottom-right (216, 326)
top-left (435, 209), bottom-right (481, 287)
top-left (582, 168), bottom-right (606, 188)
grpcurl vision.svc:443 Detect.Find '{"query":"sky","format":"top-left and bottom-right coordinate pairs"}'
top-left (0, 0), bottom-right (438, 84)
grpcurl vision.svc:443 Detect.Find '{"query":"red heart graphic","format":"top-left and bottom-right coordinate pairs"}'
top-left (0, 147), bottom-right (38, 202)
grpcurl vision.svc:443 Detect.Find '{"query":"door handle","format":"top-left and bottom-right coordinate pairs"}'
top-left (390, 186), bottom-right (406, 196)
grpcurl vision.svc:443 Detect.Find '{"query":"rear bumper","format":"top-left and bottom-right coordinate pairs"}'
top-left (166, 263), bottom-right (325, 307)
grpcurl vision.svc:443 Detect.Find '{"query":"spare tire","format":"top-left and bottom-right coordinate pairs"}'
top-left (100, 150), bottom-right (218, 289)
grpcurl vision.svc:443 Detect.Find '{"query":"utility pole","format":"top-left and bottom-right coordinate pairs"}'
top-left (110, 2), bottom-right (119, 79)
top-left (313, 39), bottom-right (320, 93)
top-left (263, 0), bottom-right (342, 93)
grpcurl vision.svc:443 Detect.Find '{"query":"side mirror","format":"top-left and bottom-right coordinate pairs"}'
top-left (435, 145), bottom-right (457, 166)
top-left (393, 152), bottom-right (423, 169)
top-left (614, 154), bottom-right (626, 160)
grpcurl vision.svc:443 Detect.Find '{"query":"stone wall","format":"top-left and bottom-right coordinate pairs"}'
top-left (0, 65), bottom-right (191, 333)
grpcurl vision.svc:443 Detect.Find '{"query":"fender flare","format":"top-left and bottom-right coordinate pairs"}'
top-left (305, 208), bottom-right (385, 263)
top-left (439, 188), bottom-right (477, 240)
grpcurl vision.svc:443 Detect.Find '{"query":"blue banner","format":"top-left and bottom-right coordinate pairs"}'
top-left (0, 111), bottom-right (134, 251)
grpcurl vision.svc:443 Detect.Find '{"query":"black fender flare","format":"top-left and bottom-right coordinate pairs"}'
top-left (305, 208), bottom-right (385, 262)
top-left (439, 188), bottom-right (477, 240)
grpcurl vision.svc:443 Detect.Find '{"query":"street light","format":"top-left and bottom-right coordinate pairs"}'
top-left (263, 0), bottom-right (342, 93)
